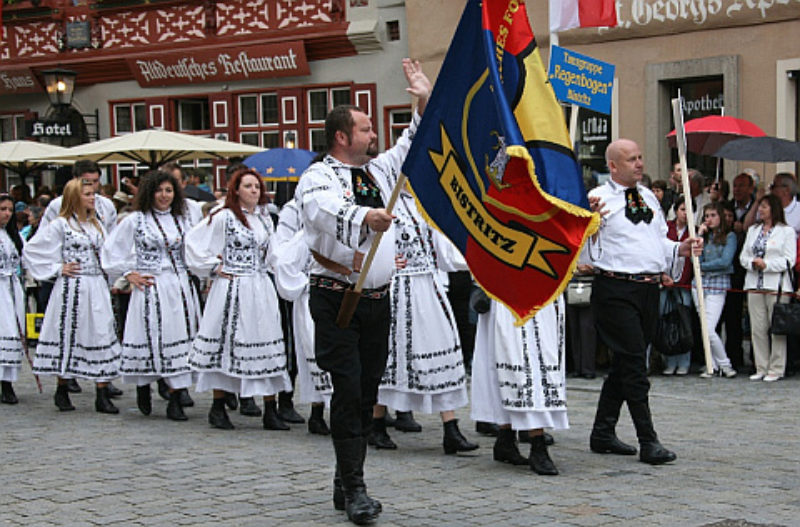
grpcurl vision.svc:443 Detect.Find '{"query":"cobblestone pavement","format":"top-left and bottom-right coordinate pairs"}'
top-left (2, 365), bottom-right (798, 527)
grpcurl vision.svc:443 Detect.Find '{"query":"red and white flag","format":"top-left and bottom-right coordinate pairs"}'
top-left (549, 0), bottom-right (618, 33)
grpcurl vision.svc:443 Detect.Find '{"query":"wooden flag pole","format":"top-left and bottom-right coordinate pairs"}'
top-left (335, 173), bottom-right (407, 328)
top-left (671, 97), bottom-right (713, 375)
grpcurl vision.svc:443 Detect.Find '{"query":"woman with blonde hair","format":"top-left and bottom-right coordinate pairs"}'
top-left (24, 178), bottom-right (121, 413)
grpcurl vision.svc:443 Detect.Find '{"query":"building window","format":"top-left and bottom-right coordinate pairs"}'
top-left (113, 103), bottom-right (146, 135)
top-left (386, 20), bottom-right (400, 41)
top-left (0, 114), bottom-right (26, 141)
top-left (310, 128), bottom-right (327, 153)
top-left (239, 95), bottom-right (259, 127)
top-left (261, 93), bottom-right (279, 125)
top-left (263, 131), bottom-right (280, 149)
top-left (308, 90), bottom-right (329, 123)
top-left (240, 132), bottom-right (259, 146)
top-left (176, 98), bottom-right (210, 131)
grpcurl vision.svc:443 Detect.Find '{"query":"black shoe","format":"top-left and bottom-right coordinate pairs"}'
top-left (639, 441), bottom-right (677, 465)
top-left (345, 487), bottom-right (381, 525)
top-left (529, 435), bottom-right (558, 475)
top-left (95, 386), bottom-right (119, 414)
top-left (54, 384), bottom-right (75, 411)
top-left (224, 391), bottom-right (238, 410)
top-left (308, 405), bottom-right (330, 435)
top-left (520, 430), bottom-right (554, 445)
top-left (277, 397), bottom-right (305, 424)
top-left (493, 428), bottom-right (528, 465)
top-left (368, 417), bottom-right (397, 449)
top-left (393, 411), bottom-right (421, 432)
top-left (1, 381), bottom-right (18, 405)
top-left (136, 384), bottom-right (152, 416)
top-left (208, 404), bottom-right (235, 429)
top-left (263, 400), bottom-right (290, 430)
top-left (106, 382), bottom-right (123, 398)
top-left (442, 419), bottom-right (479, 455)
top-left (475, 421), bottom-right (500, 436)
top-left (66, 378), bottom-right (82, 393)
top-left (177, 388), bottom-right (194, 407)
top-left (156, 378), bottom-right (170, 400)
top-left (239, 396), bottom-right (262, 417)
top-left (167, 391), bottom-right (188, 421)
top-left (590, 435), bottom-right (638, 456)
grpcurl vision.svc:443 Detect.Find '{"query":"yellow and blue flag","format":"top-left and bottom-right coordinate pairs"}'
top-left (403, 0), bottom-right (599, 323)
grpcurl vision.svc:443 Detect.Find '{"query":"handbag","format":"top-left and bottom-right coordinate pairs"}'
top-left (770, 263), bottom-right (800, 336)
top-left (565, 276), bottom-right (592, 306)
top-left (654, 288), bottom-right (693, 356)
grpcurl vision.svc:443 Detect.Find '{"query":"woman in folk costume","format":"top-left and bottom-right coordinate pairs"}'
top-left (186, 168), bottom-right (291, 430)
top-left (0, 194), bottom-right (26, 404)
top-left (368, 189), bottom-right (478, 454)
top-left (272, 201), bottom-right (332, 435)
top-left (101, 170), bottom-right (200, 421)
top-left (24, 178), bottom-right (121, 414)
top-left (471, 293), bottom-right (567, 475)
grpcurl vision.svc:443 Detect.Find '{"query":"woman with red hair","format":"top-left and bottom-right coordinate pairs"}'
top-left (186, 168), bottom-right (290, 430)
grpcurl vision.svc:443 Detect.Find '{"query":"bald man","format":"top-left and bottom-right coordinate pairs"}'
top-left (585, 139), bottom-right (701, 465)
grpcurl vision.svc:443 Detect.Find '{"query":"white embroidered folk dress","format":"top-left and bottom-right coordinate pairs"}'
top-left (471, 297), bottom-right (569, 431)
top-left (273, 227), bottom-right (333, 405)
top-left (377, 193), bottom-right (469, 414)
top-left (186, 207), bottom-right (290, 397)
top-left (24, 218), bottom-right (121, 381)
top-left (0, 230), bottom-right (25, 382)
top-left (102, 210), bottom-right (200, 389)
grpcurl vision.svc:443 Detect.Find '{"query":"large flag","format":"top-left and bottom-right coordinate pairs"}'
top-left (402, 0), bottom-right (599, 324)
top-left (549, 0), bottom-right (618, 33)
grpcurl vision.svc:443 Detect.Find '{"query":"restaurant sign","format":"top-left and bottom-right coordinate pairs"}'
top-left (0, 68), bottom-right (41, 95)
top-left (127, 41), bottom-right (310, 88)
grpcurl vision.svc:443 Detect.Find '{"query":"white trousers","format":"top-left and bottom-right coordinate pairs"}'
top-left (692, 291), bottom-right (732, 369)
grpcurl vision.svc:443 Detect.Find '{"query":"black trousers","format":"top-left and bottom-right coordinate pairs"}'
top-left (310, 285), bottom-right (390, 440)
top-left (591, 275), bottom-right (660, 442)
top-left (446, 271), bottom-right (476, 372)
top-left (566, 303), bottom-right (597, 377)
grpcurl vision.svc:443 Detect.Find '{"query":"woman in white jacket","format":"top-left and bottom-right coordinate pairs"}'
top-left (739, 194), bottom-right (797, 382)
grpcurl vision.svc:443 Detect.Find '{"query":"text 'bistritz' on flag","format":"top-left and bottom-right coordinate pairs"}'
top-left (402, 0), bottom-right (599, 324)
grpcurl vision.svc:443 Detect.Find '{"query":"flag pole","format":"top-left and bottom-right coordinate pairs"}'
top-left (335, 173), bottom-right (406, 328)
top-left (671, 97), bottom-right (713, 375)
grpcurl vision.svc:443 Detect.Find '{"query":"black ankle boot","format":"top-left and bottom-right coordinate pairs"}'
top-left (106, 381), bottom-right (123, 398)
top-left (529, 434), bottom-right (558, 475)
top-left (166, 390), bottom-right (188, 421)
top-left (66, 378), bottom-right (82, 393)
top-left (475, 420), bottom-right (500, 436)
top-left (393, 410), bottom-right (421, 432)
top-left (589, 383), bottom-right (636, 455)
top-left (1, 381), bottom-right (18, 404)
top-left (278, 392), bottom-right (305, 423)
top-left (239, 396), bottom-right (262, 416)
top-left (95, 386), bottom-right (119, 414)
top-left (263, 399), bottom-right (290, 430)
top-left (136, 384), bottom-right (152, 416)
top-left (519, 430), bottom-right (554, 445)
top-left (493, 428), bottom-right (528, 465)
top-left (157, 378), bottom-right (170, 400)
top-left (177, 388), bottom-right (194, 407)
top-left (308, 404), bottom-right (330, 435)
top-left (223, 391), bottom-right (238, 410)
top-left (54, 383), bottom-right (75, 411)
top-left (367, 417), bottom-right (396, 449)
top-left (208, 399), bottom-right (235, 429)
top-left (442, 419), bottom-right (479, 454)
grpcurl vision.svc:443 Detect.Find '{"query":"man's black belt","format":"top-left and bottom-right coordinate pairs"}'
top-left (310, 275), bottom-right (389, 299)
top-left (594, 269), bottom-right (662, 284)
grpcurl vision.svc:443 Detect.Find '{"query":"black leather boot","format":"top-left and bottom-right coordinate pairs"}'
top-left (157, 378), bottom-right (170, 400)
top-left (177, 388), bottom-right (194, 407)
top-left (263, 399), bottom-right (290, 430)
top-left (529, 434), bottom-right (558, 475)
top-left (223, 391), bottom-right (238, 410)
top-left (519, 430), bottom-right (555, 445)
top-left (442, 419), bottom-right (479, 455)
top-left (1, 381), bottom-right (18, 404)
top-left (136, 384), bottom-right (152, 416)
top-left (333, 438), bottom-right (381, 525)
top-left (208, 398), bottom-right (235, 429)
top-left (629, 401), bottom-right (676, 465)
top-left (54, 383), bottom-right (75, 411)
top-left (475, 421), bottom-right (500, 436)
top-left (278, 391), bottom-right (305, 423)
top-left (166, 390), bottom-right (188, 421)
top-left (239, 396), bottom-right (262, 417)
top-left (493, 428), bottom-right (528, 465)
top-left (308, 404), bottom-right (330, 435)
top-left (589, 383), bottom-right (637, 455)
top-left (95, 386), bottom-right (119, 414)
top-left (393, 410), bottom-right (421, 432)
top-left (367, 417), bottom-right (396, 449)
top-left (106, 381), bottom-right (123, 398)
top-left (66, 378), bottom-right (82, 393)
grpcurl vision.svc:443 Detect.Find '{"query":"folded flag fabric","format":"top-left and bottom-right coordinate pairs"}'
top-left (549, 0), bottom-right (618, 33)
top-left (402, 0), bottom-right (599, 324)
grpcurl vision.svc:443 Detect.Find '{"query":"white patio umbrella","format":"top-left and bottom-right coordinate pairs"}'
top-left (0, 140), bottom-right (73, 173)
top-left (36, 129), bottom-right (263, 169)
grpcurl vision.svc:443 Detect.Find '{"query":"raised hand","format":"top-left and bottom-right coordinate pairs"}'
top-left (402, 58), bottom-right (432, 115)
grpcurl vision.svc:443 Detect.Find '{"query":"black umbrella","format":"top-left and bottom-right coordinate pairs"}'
top-left (183, 184), bottom-right (216, 202)
top-left (714, 136), bottom-right (800, 163)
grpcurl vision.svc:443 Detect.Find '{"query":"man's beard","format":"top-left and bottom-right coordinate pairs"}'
top-left (366, 143), bottom-right (379, 158)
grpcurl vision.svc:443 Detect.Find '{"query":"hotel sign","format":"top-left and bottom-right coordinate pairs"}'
top-left (127, 41), bottom-right (310, 87)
